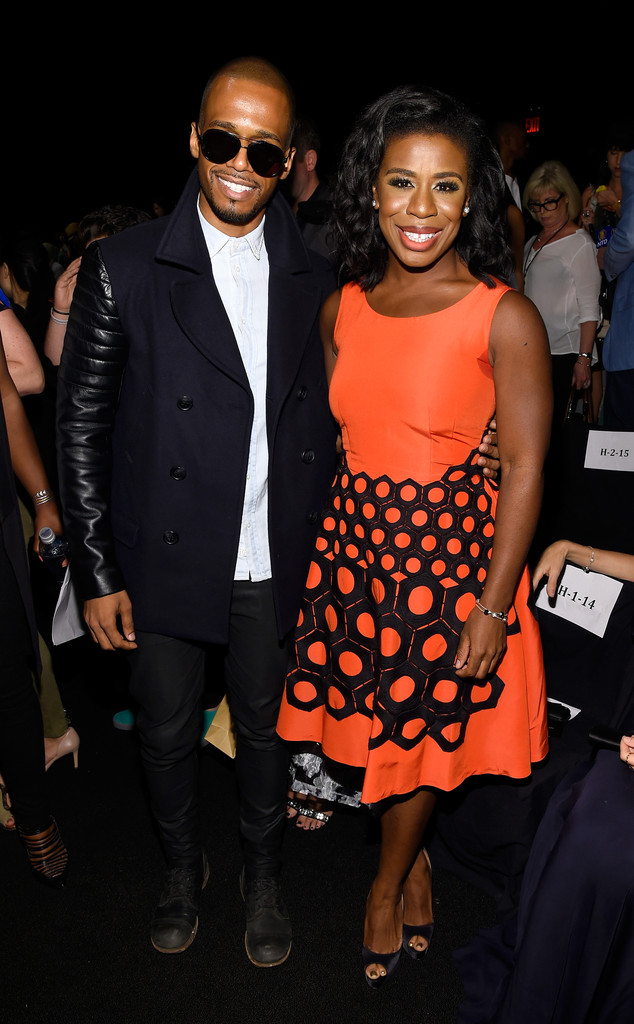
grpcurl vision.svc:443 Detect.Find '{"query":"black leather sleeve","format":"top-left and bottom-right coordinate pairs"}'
top-left (56, 242), bottom-right (129, 600)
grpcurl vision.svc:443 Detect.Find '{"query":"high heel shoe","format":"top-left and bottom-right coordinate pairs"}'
top-left (44, 726), bottom-right (80, 771)
top-left (402, 848), bottom-right (434, 959)
top-left (362, 892), bottom-right (403, 988)
top-left (18, 818), bottom-right (68, 887)
top-left (362, 945), bottom-right (401, 988)
top-left (402, 922), bottom-right (434, 959)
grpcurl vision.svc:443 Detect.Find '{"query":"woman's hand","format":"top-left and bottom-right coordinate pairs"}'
top-left (53, 257), bottom-right (81, 313)
top-left (596, 186), bottom-right (620, 212)
top-left (572, 358), bottom-right (591, 390)
top-left (532, 540), bottom-right (569, 598)
top-left (33, 499), bottom-right (65, 556)
top-left (619, 734), bottom-right (634, 770)
top-left (454, 606), bottom-right (507, 679)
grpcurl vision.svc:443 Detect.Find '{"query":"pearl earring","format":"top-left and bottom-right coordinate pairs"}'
top-left (463, 205), bottom-right (470, 215)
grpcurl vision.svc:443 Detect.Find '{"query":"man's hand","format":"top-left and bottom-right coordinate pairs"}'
top-left (84, 590), bottom-right (137, 650)
top-left (477, 418), bottom-right (501, 479)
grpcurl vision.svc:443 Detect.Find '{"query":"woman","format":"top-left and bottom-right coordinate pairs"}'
top-left (0, 330), bottom-right (68, 882)
top-left (0, 245), bottom-right (80, 774)
top-left (277, 86), bottom-right (553, 986)
top-left (522, 161), bottom-right (601, 423)
top-left (456, 541), bottom-right (634, 1023)
top-left (580, 131), bottom-right (630, 254)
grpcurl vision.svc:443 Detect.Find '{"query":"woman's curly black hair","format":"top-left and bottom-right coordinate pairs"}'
top-left (331, 85), bottom-right (513, 290)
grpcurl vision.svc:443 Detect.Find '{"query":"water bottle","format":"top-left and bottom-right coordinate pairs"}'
top-left (38, 527), bottom-right (70, 583)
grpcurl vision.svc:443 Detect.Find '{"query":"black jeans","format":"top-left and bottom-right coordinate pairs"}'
top-left (127, 580), bottom-right (292, 879)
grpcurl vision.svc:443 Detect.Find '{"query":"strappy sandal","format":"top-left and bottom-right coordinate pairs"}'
top-left (286, 793), bottom-right (333, 829)
top-left (0, 774), bottom-right (15, 831)
top-left (18, 818), bottom-right (68, 887)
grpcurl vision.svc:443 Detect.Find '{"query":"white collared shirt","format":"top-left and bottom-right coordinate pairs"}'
top-left (505, 173), bottom-right (522, 210)
top-left (197, 201), bottom-right (271, 581)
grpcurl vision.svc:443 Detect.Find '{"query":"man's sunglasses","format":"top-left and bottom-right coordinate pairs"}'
top-left (196, 128), bottom-right (289, 178)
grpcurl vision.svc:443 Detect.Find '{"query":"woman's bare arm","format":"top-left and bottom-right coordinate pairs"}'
top-left (455, 290), bottom-right (553, 678)
top-left (533, 541), bottom-right (634, 597)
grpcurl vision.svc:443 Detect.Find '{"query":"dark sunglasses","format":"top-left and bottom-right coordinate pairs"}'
top-left (196, 128), bottom-right (289, 178)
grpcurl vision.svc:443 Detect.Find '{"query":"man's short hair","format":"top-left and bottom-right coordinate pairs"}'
top-left (198, 56), bottom-right (296, 143)
top-left (292, 116), bottom-right (321, 162)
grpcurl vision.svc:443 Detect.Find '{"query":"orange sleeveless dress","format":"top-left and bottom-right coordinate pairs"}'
top-left (277, 280), bottom-right (548, 804)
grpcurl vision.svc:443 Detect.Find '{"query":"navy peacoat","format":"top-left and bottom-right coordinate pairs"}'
top-left (57, 171), bottom-right (338, 644)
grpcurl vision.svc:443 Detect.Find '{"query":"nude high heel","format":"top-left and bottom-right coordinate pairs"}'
top-left (44, 727), bottom-right (80, 771)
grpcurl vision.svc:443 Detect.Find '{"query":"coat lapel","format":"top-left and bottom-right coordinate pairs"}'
top-left (155, 170), bottom-right (249, 388)
top-left (170, 274), bottom-right (249, 388)
top-left (264, 193), bottom-right (323, 432)
top-left (154, 171), bottom-right (323, 400)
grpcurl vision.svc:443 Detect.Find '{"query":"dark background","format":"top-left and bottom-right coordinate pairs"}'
top-left (3, 27), bottom-right (631, 243)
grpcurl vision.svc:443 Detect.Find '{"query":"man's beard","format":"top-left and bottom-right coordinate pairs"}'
top-left (201, 178), bottom-right (268, 227)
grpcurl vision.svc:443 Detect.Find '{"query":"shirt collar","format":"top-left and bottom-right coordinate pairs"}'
top-left (197, 197), bottom-right (266, 260)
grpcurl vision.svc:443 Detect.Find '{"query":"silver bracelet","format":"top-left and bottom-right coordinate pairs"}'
top-left (33, 489), bottom-right (53, 506)
top-left (50, 309), bottom-right (69, 325)
top-left (583, 547), bottom-right (595, 573)
top-left (475, 599), bottom-right (508, 624)
top-left (577, 352), bottom-right (592, 359)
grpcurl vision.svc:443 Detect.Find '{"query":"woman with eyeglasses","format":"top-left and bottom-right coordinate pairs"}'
top-left (522, 161), bottom-right (601, 422)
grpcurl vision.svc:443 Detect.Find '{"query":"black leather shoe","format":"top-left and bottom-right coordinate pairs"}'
top-left (240, 868), bottom-right (292, 967)
top-left (151, 851), bottom-right (209, 953)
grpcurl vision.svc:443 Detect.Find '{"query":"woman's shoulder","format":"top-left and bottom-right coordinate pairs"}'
top-left (566, 228), bottom-right (596, 251)
top-left (493, 286), bottom-right (546, 330)
top-left (490, 288), bottom-right (550, 359)
top-left (322, 281), bottom-right (365, 320)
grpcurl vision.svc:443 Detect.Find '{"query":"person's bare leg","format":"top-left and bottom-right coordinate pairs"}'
top-left (402, 847), bottom-right (434, 953)
top-left (364, 788), bottom-right (436, 981)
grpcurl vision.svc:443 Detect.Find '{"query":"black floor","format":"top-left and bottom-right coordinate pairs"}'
top-left (2, 638), bottom-right (498, 1024)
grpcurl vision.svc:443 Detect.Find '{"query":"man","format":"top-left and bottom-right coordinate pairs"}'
top-left (56, 57), bottom-right (338, 967)
top-left (603, 148), bottom-right (634, 429)
top-left (287, 116), bottom-right (335, 265)
top-left (494, 118), bottom-right (529, 210)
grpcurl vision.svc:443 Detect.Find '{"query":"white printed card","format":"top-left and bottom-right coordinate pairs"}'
top-left (584, 430), bottom-right (634, 473)
top-left (535, 563), bottom-right (622, 637)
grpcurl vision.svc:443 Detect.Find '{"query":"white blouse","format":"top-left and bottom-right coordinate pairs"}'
top-left (523, 229), bottom-right (601, 356)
